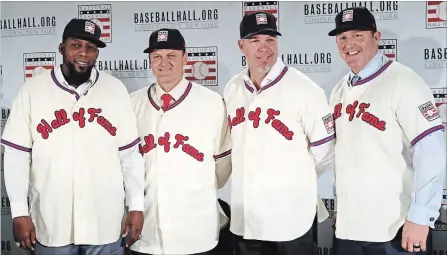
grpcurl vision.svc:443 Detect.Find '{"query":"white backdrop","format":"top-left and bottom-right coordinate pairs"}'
top-left (0, 1), bottom-right (446, 254)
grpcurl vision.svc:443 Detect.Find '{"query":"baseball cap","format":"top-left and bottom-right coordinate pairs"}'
top-left (240, 11), bottom-right (282, 39)
top-left (328, 7), bottom-right (377, 36)
top-left (62, 18), bottom-right (106, 48)
top-left (143, 28), bottom-right (186, 54)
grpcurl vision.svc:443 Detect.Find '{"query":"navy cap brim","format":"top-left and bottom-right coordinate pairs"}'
top-left (328, 25), bottom-right (375, 36)
top-left (242, 28), bottom-right (282, 39)
top-left (70, 35), bottom-right (106, 48)
top-left (143, 44), bottom-right (185, 54)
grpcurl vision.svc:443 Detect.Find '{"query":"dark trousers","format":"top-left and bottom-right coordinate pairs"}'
top-left (233, 216), bottom-right (318, 255)
top-left (334, 226), bottom-right (433, 255)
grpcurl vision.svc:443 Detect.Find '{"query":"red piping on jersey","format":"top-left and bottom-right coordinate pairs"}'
top-left (353, 60), bottom-right (393, 86)
top-left (51, 68), bottom-right (100, 100)
top-left (213, 149), bottom-right (231, 160)
top-left (244, 66), bottom-right (289, 94)
top-left (310, 134), bottom-right (335, 147)
top-left (147, 82), bottom-right (193, 112)
top-left (0, 139), bottom-right (32, 152)
top-left (411, 125), bottom-right (444, 147)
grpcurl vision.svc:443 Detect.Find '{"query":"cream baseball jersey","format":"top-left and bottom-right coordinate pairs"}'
top-left (224, 59), bottom-right (335, 242)
top-left (129, 78), bottom-right (232, 255)
top-left (330, 60), bottom-right (444, 242)
top-left (0, 67), bottom-right (140, 246)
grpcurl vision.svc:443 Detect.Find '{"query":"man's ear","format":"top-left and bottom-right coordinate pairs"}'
top-left (238, 40), bottom-right (244, 53)
top-left (58, 43), bottom-right (64, 55)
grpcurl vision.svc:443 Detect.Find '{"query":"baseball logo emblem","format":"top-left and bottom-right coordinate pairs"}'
top-left (85, 21), bottom-right (96, 34)
top-left (23, 52), bottom-right (56, 81)
top-left (78, 4), bottom-right (112, 43)
top-left (255, 13), bottom-right (268, 25)
top-left (322, 113), bottom-right (335, 134)
top-left (185, 46), bottom-right (218, 86)
top-left (426, 1), bottom-right (447, 28)
top-left (342, 10), bottom-right (354, 22)
top-left (157, 31), bottom-right (168, 42)
top-left (418, 101), bottom-right (440, 122)
top-left (243, 1), bottom-right (279, 27)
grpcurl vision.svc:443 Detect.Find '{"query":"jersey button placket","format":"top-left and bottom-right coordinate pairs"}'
top-left (244, 95), bottom-right (260, 237)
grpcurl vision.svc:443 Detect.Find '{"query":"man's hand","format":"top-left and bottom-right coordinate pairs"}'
top-left (401, 220), bottom-right (429, 252)
top-left (13, 216), bottom-right (36, 251)
top-left (121, 211), bottom-right (144, 247)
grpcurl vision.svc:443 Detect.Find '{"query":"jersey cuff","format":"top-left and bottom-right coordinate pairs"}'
top-left (118, 138), bottom-right (141, 151)
top-left (10, 199), bottom-right (30, 219)
top-left (0, 139), bottom-right (32, 152)
top-left (406, 202), bottom-right (439, 228)
top-left (310, 134), bottom-right (335, 147)
top-left (213, 149), bottom-right (231, 160)
top-left (127, 196), bottom-right (144, 212)
top-left (410, 125), bottom-right (444, 147)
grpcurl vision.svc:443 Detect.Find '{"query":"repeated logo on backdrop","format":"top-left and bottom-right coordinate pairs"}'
top-left (318, 198), bottom-right (335, 255)
top-left (1, 108), bottom-right (9, 174)
top-left (424, 47), bottom-right (447, 69)
top-left (243, 1), bottom-right (279, 27)
top-left (0, 16), bottom-right (57, 37)
top-left (96, 58), bottom-right (152, 79)
top-left (426, 1), bottom-right (447, 29)
top-left (23, 52), bottom-right (56, 81)
top-left (133, 8), bottom-right (219, 32)
top-left (185, 47), bottom-right (218, 86)
top-left (303, 1), bottom-right (399, 24)
top-left (379, 39), bottom-right (397, 61)
top-left (78, 4), bottom-right (112, 43)
top-left (241, 52), bottom-right (332, 73)
top-left (1, 240), bottom-right (11, 252)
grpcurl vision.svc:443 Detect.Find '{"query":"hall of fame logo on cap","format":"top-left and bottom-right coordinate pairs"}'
top-left (342, 9), bottom-right (354, 22)
top-left (23, 52), bottom-right (56, 81)
top-left (255, 13), bottom-right (268, 25)
top-left (426, 1), bottom-right (447, 29)
top-left (379, 39), bottom-right (397, 61)
top-left (185, 47), bottom-right (218, 86)
top-left (243, 1), bottom-right (279, 27)
top-left (157, 30), bottom-right (168, 42)
top-left (78, 4), bottom-right (112, 43)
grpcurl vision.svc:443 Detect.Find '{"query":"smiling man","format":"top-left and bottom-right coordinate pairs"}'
top-left (1, 18), bottom-right (145, 255)
top-left (128, 28), bottom-right (232, 255)
top-left (328, 7), bottom-right (446, 255)
top-left (223, 11), bottom-right (335, 255)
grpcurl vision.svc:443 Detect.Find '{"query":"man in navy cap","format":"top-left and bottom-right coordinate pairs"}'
top-left (128, 28), bottom-right (232, 255)
top-left (223, 11), bottom-right (335, 255)
top-left (328, 7), bottom-right (445, 255)
top-left (1, 18), bottom-right (145, 254)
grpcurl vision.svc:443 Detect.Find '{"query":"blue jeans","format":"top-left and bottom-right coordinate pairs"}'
top-left (34, 237), bottom-right (124, 255)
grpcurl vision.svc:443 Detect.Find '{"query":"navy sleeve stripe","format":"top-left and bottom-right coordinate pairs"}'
top-left (213, 149), bottom-right (231, 160)
top-left (0, 139), bottom-right (32, 152)
top-left (411, 125), bottom-right (444, 147)
top-left (118, 138), bottom-right (141, 151)
top-left (311, 134), bottom-right (336, 147)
